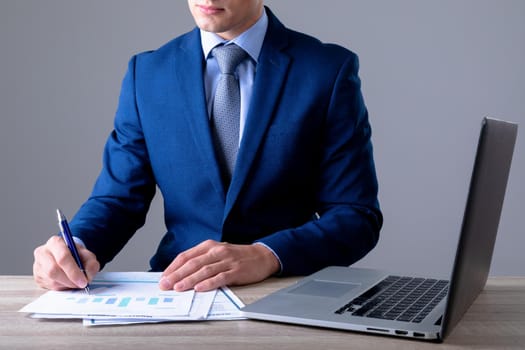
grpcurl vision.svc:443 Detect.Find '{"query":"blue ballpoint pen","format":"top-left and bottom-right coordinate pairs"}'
top-left (56, 209), bottom-right (90, 294)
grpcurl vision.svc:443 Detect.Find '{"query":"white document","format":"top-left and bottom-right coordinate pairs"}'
top-left (207, 286), bottom-right (245, 320)
top-left (82, 286), bottom-right (245, 326)
top-left (82, 289), bottom-right (217, 326)
top-left (21, 272), bottom-right (244, 326)
top-left (21, 272), bottom-right (196, 318)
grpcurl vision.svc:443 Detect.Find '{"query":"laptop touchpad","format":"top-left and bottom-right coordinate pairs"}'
top-left (287, 280), bottom-right (359, 298)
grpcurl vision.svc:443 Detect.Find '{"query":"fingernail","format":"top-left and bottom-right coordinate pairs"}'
top-left (76, 279), bottom-right (87, 288)
top-left (159, 277), bottom-right (171, 290)
top-left (174, 282), bottom-right (185, 291)
top-left (194, 283), bottom-right (204, 292)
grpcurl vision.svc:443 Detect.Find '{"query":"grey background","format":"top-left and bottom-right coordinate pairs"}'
top-left (1, 1), bottom-right (523, 277)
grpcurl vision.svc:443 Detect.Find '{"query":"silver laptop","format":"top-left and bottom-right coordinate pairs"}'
top-left (242, 117), bottom-right (518, 342)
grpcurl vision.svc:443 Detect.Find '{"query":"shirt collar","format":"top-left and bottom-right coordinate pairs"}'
top-left (200, 9), bottom-right (268, 63)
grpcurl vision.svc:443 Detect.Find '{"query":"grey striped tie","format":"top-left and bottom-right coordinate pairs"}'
top-left (211, 44), bottom-right (247, 184)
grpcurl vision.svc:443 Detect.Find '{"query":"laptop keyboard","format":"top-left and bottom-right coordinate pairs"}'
top-left (335, 276), bottom-right (449, 323)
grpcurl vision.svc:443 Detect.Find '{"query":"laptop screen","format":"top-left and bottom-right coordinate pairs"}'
top-left (441, 118), bottom-right (517, 338)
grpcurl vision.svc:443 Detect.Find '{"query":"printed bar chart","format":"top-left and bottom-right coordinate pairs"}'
top-left (20, 280), bottom-right (196, 318)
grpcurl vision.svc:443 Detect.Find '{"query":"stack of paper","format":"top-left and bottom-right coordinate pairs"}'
top-left (19, 272), bottom-right (245, 326)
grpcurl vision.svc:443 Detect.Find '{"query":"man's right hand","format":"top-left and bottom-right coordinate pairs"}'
top-left (33, 235), bottom-right (100, 290)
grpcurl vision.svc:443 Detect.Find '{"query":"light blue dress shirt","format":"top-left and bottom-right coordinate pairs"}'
top-left (200, 10), bottom-right (268, 145)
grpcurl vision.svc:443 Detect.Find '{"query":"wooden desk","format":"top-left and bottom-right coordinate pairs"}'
top-left (1, 276), bottom-right (524, 349)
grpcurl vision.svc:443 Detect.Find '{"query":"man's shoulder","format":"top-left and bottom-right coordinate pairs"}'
top-left (292, 29), bottom-right (354, 55)
top-left (133, 27), bottom-right (200, 64)
top-left (265, 7), bottom-right (357, 62)
top-left (276, 28), bottom-right (358, 70)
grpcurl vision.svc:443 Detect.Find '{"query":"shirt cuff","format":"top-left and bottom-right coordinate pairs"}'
top-left (57, 232), bottom-right (86, 248)
top-left (72, 236), bottom-right (86, 248)
top-left (253, 242), bottom-right (283, 275)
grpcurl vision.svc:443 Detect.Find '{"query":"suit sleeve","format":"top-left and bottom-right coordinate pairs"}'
top-left (69, 56), bottom-right (156, 268)
top-left (256, 53), bottom-right (382, 275)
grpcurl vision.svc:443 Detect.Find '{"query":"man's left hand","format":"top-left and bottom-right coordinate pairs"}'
top-left (159, 240), bottom-right (280, 292)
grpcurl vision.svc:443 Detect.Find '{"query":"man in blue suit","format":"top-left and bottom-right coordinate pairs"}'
top-left (33, 0), bottom-right (382, 293)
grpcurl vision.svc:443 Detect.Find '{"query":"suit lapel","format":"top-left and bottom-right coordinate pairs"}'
top-left (172, 29), bottom-right (227, 200)
top-left (167, 14), bottom-right (293, 222)
top-left (225, 12), bottom-right (291, 217)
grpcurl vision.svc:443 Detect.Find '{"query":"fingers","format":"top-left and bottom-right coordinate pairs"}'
top-left (159, 240), bottom-right (279, 292)
top-left (171, 251), bottom-right (231, 292)
top-left (161, 240), bottom-right (218, 277)
top-left (33, 238), bottom-right (77, 290)
top-left (159, 240), bottom-right (224, 291)
top-left (190, 267), bottom-right (231, 292)
top-left (33, 235), bottom-right (100, 291)
top-left (81, 247), bottom-right (100, 281)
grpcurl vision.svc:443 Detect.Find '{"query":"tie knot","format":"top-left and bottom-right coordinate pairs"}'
top-left (213, 44), bottom-right (247, 75)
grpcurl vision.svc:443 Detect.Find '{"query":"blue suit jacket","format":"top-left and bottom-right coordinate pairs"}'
top-left (71, 8), bottom-right (382, 275)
